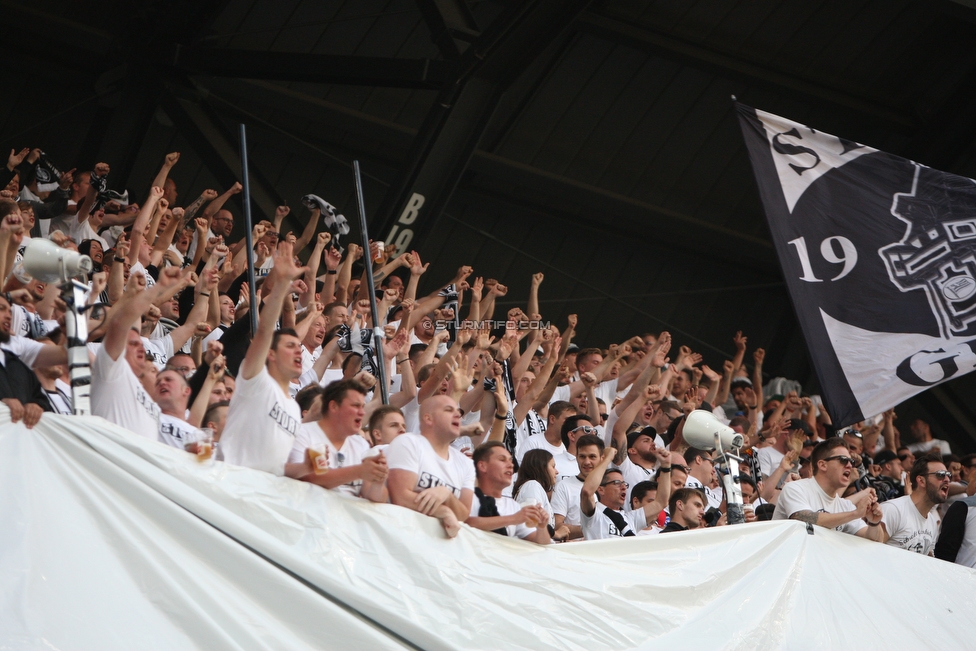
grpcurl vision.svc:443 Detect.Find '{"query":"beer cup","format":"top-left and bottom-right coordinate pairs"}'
top-left (307, 444), bottom-right (329, 475)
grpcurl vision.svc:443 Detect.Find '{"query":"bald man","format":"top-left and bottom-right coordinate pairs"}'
top-left (386, 395), bottom-right (475, 538)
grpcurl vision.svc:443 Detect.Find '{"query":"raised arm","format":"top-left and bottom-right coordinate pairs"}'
top-left (639, 447), bottom-right (673, 520)
top-left (239, 241), bottom-right (306, 380)
top-left (103, 267), bottom-right (186, 361)
top-left (580, 447), bottom-right (616, 517)
top-left (127, 187), bottom-right (163, 267)
top-left (527, 273), bottom-right (543, 319)
top-left (151, 152), bottom-right (179, 191)
top-left (168, 269), bottom-right (219, 352)
top-left (201, 182), bottom-right (242, 221)
top-left (403, 250), bottom-right (428, 302)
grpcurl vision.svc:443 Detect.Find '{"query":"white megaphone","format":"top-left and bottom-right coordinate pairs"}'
top-left (683, 409), bottom-right (744, 451)
top-left (22, 237), bottom-right (93, 282)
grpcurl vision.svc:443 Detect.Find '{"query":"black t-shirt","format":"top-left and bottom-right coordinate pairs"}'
top-left (661, 521), bottom-right (689, 533)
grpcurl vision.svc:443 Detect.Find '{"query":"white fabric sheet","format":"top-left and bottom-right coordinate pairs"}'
top-left (2, 407), bottom-right (975, 650)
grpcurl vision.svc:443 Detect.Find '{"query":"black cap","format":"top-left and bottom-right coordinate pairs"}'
top-left (627, 426), bottom-right (657, 449)
top-left (787, 418), bottom-right (813, 436)
top-left (873, 450), bottom-right (899, 466)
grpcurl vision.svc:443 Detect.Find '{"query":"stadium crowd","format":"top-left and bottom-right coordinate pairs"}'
top-left (2, 146), bottom-right (976, 566)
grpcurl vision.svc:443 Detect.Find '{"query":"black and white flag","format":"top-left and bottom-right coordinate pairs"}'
top-left (737, 102), bottom-right (976, 428)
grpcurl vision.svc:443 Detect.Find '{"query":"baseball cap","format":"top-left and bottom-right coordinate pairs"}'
top-left (873, 450), bottom-right (899, 466)
top-left (787, 418), bottom-right (813, 436)
top-left (566, 343), bottom-right (580, 354)
top-left (627, 426), bottom-right (656, 449)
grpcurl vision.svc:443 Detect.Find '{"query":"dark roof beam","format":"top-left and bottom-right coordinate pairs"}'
top-left (415, 0), bottom-right (480, 59)
top-left (159, 87), bottom-right (284, 226)
top-left (575, 10), bottom-right (917, 132)
top-left (173, 46), bottom-right (457, 89)
top-left (199, 77), bottom-right (776, 270)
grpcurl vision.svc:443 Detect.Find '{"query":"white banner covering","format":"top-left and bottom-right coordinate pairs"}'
top-left (2, 409), bottom-right (974, 650)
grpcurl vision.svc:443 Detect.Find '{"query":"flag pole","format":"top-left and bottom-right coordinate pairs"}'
top-left (239, 124), bottom-right (259, 336)
top-left (353, 161), bottom-right (390, 405)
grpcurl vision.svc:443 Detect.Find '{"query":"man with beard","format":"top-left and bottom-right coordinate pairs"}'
top-left (0, 293), bottom-right (50, 426)
top-left (618, 427), bottom-right (664, 510)
top-left (880, 453), bottom-right (949, 555)
top-left (772, 438), bottom-right (888, 542)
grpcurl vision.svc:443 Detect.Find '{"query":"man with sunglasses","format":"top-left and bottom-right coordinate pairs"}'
top-left (580, 444), bottom-right (671, 540)
top-left (772, 438), bottom-right (888, 542)
top-left (684, 446), bottom-right (724, 512)
top-left (879, 452), bottom-right (948, 555)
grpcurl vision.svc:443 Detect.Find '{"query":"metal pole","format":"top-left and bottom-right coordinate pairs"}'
top-left (239, 124), bottom-right (259, 336)
top-left (64, 280), bottom-right (91, 415)
top-left (353, 161), bottom-right (389, 405)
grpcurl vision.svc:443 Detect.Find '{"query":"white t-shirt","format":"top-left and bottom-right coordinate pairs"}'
top-left (551, 475), bottom-right (584, 526)
top-left (220, 368), bottom-right (302, 476)
top-left (91, 345), bottom-right (161, 440)
top-left (129, 261), bottom-right (155, 288)
top-left (2, 335), bottom-right (45, 368)
top-left (516, 432), bottom-right (571, 469)
top-left (772, 477), bottom-right (866, 535)
top-left (593, 378), bottom-right (618, 409)
top-left (582, 502), bottom-right (646, 540)
top-left (907, 439), bottom-right (951, 455)
top-left (881, 495), bottom-right (940, 556)
top-left (287, 422), bottom-right (371, 497)
top-left (470, 493), bottom-right (537, 539)
top-left (686, 476), bottom-right (723, 512)
top-left (386, 433), bottom-right (475, 499)
top-left (756, 446), bottom-right (785, 478)
top-left (401, 397), bottom-right (420, 434)
top-left (548, 384), bottom-right (571, 406)
top-left (143, 335), bottom-right (174, 371)
top-left (158, 413), bottom-right (198, 450)
top-left (513, 479), bottom-right (555, 529)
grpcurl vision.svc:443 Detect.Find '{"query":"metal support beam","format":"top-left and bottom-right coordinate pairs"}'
top-left (198, 77), bottom-right (776, 265)
top-left (159, 88), bottom-right (284, 227)
top-left (372, 0), bottom-right (593, 253)
top-left (415, 0), bottom-right (480, 59)
top-left (575, 10), bottom-right (917, 132)
top-left (173, 46), bottom-right (457, 89)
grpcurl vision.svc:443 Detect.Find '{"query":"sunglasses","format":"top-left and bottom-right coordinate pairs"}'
top-left (571, 426), bottom-right (596, 435)
top-left (824, 455), bottom-right (854, 467)
top-left (601, 480), bottom-right (628, 488)
top-left (925, 470), bottom-right (952, 481)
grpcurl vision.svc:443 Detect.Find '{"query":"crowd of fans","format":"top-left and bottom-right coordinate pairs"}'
top-left (2, 145), bottom-right (976, 567)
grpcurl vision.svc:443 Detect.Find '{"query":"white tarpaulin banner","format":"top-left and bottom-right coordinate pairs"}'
top-left (2, 409), bottom-right (974, 650)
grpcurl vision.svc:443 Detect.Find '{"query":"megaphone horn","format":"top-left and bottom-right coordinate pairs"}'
top-left (22, 238), bottom-right (93, 283)
top-left (683, 409), bottom-right (744, 452)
